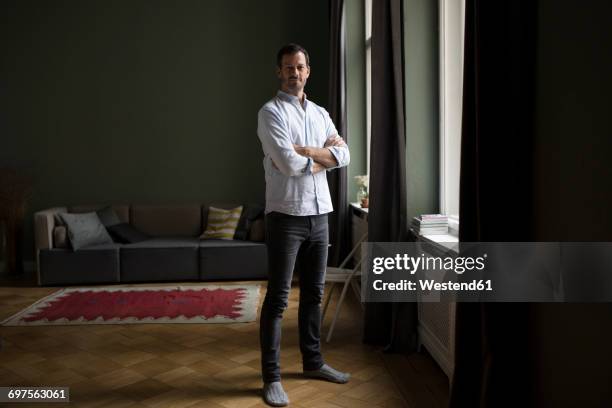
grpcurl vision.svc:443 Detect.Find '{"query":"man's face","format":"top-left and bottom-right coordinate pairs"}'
top-left (277, 52), bottom-right (310, 94)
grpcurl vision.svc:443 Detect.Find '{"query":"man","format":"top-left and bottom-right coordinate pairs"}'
top-left (257, 43), bottom-right (351, 407)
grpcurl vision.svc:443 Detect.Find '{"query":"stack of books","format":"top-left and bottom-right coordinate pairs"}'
top-left (412, 214), bottom-right (449, 235)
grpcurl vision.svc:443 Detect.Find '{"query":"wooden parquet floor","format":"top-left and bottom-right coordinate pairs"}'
top-left (0, 280), bottom-right (419, 408)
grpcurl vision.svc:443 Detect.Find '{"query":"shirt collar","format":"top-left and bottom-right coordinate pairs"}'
top-left (277, 90), bottom-right (308, 107)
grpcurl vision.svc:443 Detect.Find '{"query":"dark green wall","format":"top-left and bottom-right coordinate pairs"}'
top-left (344, 0), bottom-right (438, 216)
top-left (346, 0), bottom-right (367, 203)
top-left (0, 0), bottom-right (330, 262)
top-left (404, 0), bottom-right (439, 222)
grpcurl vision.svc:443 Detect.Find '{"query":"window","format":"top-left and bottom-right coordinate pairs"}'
top-left (363, 0), bottom-right (464, 236)
top-left (439, 0), bottom-right (465, 233)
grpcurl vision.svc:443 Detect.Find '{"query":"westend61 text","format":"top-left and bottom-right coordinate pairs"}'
top-left (372, 279), bottom-right (493, 291)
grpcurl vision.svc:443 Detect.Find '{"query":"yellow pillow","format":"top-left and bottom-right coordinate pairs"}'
top-left (200, 206), bottom-right (243, 240)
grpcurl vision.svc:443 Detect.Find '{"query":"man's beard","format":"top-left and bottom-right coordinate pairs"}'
top-left (286, 78), bottom-right (304, 91)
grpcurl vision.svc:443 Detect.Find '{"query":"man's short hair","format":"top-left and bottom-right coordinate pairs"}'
top-left (276, 43), bottom-right (310, 67)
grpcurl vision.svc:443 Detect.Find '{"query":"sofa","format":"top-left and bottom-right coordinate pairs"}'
top-left (34, 203), bottom-right (267, 286)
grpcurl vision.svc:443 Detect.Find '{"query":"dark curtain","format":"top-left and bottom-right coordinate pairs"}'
top-left (362, 0), bottom-right (417, 352)
top-left (450, 0), bottom-right (538, 406)
top-left (327, 0), bottom-right (349, 267)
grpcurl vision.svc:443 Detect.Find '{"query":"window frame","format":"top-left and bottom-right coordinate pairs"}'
top-left (439, 0), bottom-right (465, 235)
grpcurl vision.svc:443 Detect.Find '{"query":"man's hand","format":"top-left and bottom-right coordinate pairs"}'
top-left (324, 135), bottom-right (346, 148)
top-left (311, 161), bottom-right (326, 173)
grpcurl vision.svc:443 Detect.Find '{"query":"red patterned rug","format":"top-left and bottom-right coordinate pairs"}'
top-left (1, 284), bottom-right (260, 326)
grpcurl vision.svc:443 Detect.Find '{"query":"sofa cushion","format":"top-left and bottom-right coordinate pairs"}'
top-left (131, 205), bottom-right (201, 237)
top-left (107, 223), bottom-right (150, 244)
top-left (248, 218), bottom-right (265, 242)
top-left (199, 239), bottom-right (264, 248)
top-left (200, 206), bottom-right (243, 240)
top-left (53, 226), bottom-right (68, 249)
top-left (202, 202), bottom-right (241, 231)
top-left (38, 243), bottom-right (121, 285)
top-left (234, 204), bottom-right (265, 240)
top-left (59, 212), bottom-right (114, 251)
top-left (123, 237), bottom-right (200, 248)
top-left (120, 237), bottom-right (199, 282)
top-left (69, 204), bottom-right (130, 223)
top-left (96, 206), bottom-right (122, 227)
top-left (199, 240), bottom-right (267, 280)
top-left (54, 207), bottom-right (121, 248)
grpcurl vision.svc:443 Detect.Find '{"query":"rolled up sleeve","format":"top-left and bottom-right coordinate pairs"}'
top-left (323, 109), bottom-right (350, 170)
top-left (257, 107), bottom-right (311, 177)
top-left (326, 145), bottom-right (351, 170)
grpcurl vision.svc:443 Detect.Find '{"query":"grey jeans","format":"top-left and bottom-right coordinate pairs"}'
top-left (259, 212), bottom-right (329, 383)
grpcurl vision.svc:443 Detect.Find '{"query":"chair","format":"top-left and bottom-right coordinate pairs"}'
top-left (321, 232), bottom-right (368, 343)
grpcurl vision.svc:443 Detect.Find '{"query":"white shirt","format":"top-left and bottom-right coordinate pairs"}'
top-left (257, 90), bottom-right (350, 216)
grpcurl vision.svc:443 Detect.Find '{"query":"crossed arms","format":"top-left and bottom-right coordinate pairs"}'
top-left (257, 107), bottom-right (350, 177)
top-left (290, 135), bottom-right (347, 173)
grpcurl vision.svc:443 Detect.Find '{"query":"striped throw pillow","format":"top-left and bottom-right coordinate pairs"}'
top-left (200, 206), bottom-right (244, 240)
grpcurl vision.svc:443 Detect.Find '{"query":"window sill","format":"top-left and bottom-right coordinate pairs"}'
top-left (414, 230), bottom-right (459, 255)
top-left (350, 202), bottom-right (369, 213)
top-left (350, 202), bottom-right (369, 220)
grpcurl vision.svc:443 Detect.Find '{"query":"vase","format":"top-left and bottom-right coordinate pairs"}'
top-left (357, 186), bottom-right (368, 207)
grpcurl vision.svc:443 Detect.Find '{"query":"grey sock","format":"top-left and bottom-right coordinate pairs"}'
top-left (303, 363), bottom-right (350, 384)
top-left (263, 381), bottom-right (289, 407)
